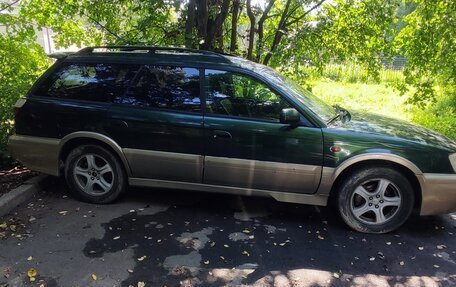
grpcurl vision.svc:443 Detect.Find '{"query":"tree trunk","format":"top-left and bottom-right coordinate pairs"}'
top-left (262, 0), bottom-right (326, 65)
top-left (196, 0), bottom-right (208, 41)
top-left (201, 0), bottom-right (231, 50)
top-left (230, 0), bottom-right (240, 52)
top-left (256, 0), bottom-right (275, 62)
top-left (185, 0), bottom-right (196, 48)
top-left (246, 0), bottom-right (255, 60)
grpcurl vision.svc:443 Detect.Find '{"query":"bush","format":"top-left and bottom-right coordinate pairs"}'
top-left (0, 33), bottom-right (50, 151)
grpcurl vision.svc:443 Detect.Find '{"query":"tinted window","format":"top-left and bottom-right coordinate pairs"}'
top-left (205, 70), bottom-right (291, 121)
top-left (118, 66), bottom-right (201, 112)
top-left (37, 63), bottom-right (140, 102)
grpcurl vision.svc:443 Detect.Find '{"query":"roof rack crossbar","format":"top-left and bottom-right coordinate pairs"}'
top-left (75, 46), bottom-right (227, 57)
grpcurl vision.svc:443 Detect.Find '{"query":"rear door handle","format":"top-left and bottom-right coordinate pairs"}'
top-left (213, 130), bottom-right (232, 139)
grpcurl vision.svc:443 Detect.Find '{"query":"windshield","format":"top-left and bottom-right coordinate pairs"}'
top-left (227, 57), bottom-right (336, 123)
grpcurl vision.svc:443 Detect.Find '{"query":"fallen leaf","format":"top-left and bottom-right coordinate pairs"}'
top-left (127, 269), bottom-right (134, 273)
top-left (418, 246), bottom-right (424, 251)
top-left (27, 256), bottom-right (33, 261)
top-left (28, 216), bottom-right (36, 223)
top-left (242, 229), bottom-right (250, 234)
top-left (58, 211), bottom-right (68, 215)
top-left (369, 257), bottom-right (375, 261)
top-left (433, 265), bottom-right (440, 268)
top-left (318, 235), bottom-right (325, 240)
top-left (137, 256), bottom-right (147, 261)
top-left (242, 250), bottom-right (250, 256)
top-left (0, 223), bottom-right (7, 229)
top-left (399, 261), bottom-right (405, 266)
top-left (220, 256), bottom-right (225, 260)
top-left (436, 245), bottom-right (446, 250)
top-left (113, 236), bottom-right (120, 240)
top-left (333, 273), bottom-right (340, 279)
top-left (210, 242), bottom-right (216, 247)
top-left (91, 274), bottom-right (97, 280)
top-left (223, 244), bottom-right (229, 248)
top-left (27, 268), bottom-right (37, 281)
top-left (386, 242), bottom-right (392, 245)
top-left (138, 281), bottom-right (145, 287)
top-left (249, 235), bottom-right (254, 240)
top-left (204, 260), bottom-right (209, 265)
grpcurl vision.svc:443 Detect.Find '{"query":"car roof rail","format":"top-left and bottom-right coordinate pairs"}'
top-left (47, 52), bottom-right (75, 60)
top-left (75, 46), bottom-right (232, 58)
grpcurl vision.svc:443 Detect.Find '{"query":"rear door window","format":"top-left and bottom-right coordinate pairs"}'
top-left (36, 63), bottom-right (140, 103)
top-left (117, 66), bottom-right (201, 113)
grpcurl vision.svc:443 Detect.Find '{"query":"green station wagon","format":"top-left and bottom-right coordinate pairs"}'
top-left (8, 46), bottom-right (456, 233)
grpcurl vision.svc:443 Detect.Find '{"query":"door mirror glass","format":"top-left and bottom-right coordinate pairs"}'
top-left (280, 108), bottom-right (300, 125)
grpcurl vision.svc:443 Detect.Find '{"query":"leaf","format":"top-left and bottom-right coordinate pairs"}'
top-left (369, 257), bottom-right (375, 261)
top-left (333, 273), bottom-right (340, 278)
top-left (204, 260), bottom-right (209, 265)
top-left (399, 261), bottom-right (405, 266)
top-left (137, 256), bottom-right (147, 261)
top-left (27, 256), bottom-right (33, 261)
top-left (418, 246), bottom-right (424, 250)
top-left (223, 244), bottom-right (229, 248)
top-left (138, 282), bottom-right (145, 287)
top-left (27, 268), bottom-right (37, 280)
top-left (127, 269), bottom-right (134, 273)
top-left (242, 250), bottom-right (250, 256)
top-left (318, 235), bottom-right (325, 240)
top-left (91, 274), bottom-right (97, 280)
top-left (436, 245), bottom-right (446, 250)
top-left (28, 216), bottom-right (36, 223)
top-left (58, 211), bottom-right (68, 215)
top-left (113, 236), bottom-right (120, 240)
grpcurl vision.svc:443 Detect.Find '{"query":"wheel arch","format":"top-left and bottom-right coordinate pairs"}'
top-left (327, 155), bottom-right (423, 210)
top-left (58, 132), bottom-right (132, 176)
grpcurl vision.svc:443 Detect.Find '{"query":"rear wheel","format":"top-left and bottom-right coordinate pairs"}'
top-left (337, 167), bottom-right (414, 233)
top-left (65, 145), bottom-right (126, 204)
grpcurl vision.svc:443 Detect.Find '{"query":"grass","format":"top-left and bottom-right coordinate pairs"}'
top-left (308, 79), bottom-right (456, 141)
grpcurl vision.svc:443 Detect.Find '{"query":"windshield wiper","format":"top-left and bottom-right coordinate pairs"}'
top-left (326, 105), bottom-right (351, 125)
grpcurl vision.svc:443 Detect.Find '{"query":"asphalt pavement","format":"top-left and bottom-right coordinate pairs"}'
top-left (0, 177), bottom-right (455, 287)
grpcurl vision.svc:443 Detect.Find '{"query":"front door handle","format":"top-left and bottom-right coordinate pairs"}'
top-left (213, 130), bottom-right (232, 139)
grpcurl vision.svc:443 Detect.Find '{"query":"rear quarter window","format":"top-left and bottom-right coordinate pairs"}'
top-left (34, 63), bottom-right (140, 103)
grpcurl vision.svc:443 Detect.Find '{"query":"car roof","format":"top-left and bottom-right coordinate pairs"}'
top-left (57, 46), bottom-right (243, 68)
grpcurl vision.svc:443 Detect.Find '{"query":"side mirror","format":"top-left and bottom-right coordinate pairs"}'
top-left (280, 108), bottom-right (300, 125)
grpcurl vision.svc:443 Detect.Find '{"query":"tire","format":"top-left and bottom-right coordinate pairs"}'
top-left (337, 167), bottom-right (414, 234)
top-left (64, 144), bottom-right (126, 204)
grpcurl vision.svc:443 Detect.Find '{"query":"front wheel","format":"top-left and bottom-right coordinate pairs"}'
top-left (65, 145), bottom-right (126, 204)
top-left (337, 167), bottom-right (414, 233)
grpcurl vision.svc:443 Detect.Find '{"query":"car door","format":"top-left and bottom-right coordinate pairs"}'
top-left (202, 69), bottom-right (323, 194)
top-left (106, 65), bottom-right (205, 183)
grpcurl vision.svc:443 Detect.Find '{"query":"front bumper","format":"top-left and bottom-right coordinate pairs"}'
top-left (7, 134), bottom-right (60, 176)
top-left (419, 173), bottom-right (456, 215)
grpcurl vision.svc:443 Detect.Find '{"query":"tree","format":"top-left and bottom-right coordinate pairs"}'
top-left (396, 0), bottom-right (456, 105)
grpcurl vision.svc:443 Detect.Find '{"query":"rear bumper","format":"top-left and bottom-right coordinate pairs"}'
top-left (7, 134), bottom-right (60, 176)
top-left (419, 173), bottom-right (456, 215)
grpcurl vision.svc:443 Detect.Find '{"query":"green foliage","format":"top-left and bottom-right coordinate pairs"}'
top-left (395, 0), bottom-right (456, 106)
top-left (0, 10), bottom-right (50, 150)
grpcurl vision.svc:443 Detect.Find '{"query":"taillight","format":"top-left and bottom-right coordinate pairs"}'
top-left (13, 98), bottom-right (27, 119)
